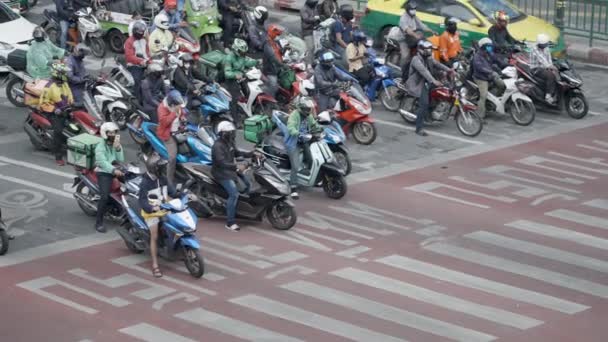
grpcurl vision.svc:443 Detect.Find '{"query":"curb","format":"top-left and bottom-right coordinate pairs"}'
top-left (564, 42), bottom-right (608, 66)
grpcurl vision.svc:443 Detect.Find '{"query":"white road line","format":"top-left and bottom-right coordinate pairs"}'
top-left (229, 294), bottom-right (406, 342)
top-left (281, 280), bottom-right (497, 342)
top-left (589, 111), bottom-right (602, 116)
top-left (175, 308), bottom-right (304, 342)
top-left (505, 220), bottom-right (608, 251)
top-left (0, 174), bottom-right (73, 199)
top-left (535, 116), bottom-right (563, 124)
top-left (0, 155), bottom-right (74, 178)
top-left (119, 323), bottom-right (197, 342)
top-left (545, 209), bottom-right (608, 230)
top-left (424, 242), bottom-right (608, 299)
top-left (584, 199), bottom-right (608, 210)
top-left (374, 118), bottom-right (485, 145)
top-left (331, 267), bottom-right (542, 330)
top-left (376, 255), bottom-right (588, 314)
top-left (466, 230), bottom-right (608, 273)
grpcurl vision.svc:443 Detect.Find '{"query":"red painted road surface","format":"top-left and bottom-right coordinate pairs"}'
top-left (2, 123), bottom-right (608, 341)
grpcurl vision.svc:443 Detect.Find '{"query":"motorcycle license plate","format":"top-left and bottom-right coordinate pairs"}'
top-left (454, 98), bottom-right (460, 106)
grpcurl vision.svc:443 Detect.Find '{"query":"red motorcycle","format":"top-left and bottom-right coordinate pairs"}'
top-left (23, 108), bottom-right (101, 151)
top-left (333, 81), bottom-right (377, 145)
top-left (275, 62), bottom-right (315, 106)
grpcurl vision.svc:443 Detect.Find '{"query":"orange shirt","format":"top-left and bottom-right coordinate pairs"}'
top-left (439, 31), bottom-right (463, 62)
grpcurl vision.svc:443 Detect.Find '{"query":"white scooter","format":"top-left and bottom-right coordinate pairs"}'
top-left (466, 66), bottom-right (536, 126)
top-left (236, 67), bottom-right (280, 119)
top-left (88, 77), bottom-right (132, 129)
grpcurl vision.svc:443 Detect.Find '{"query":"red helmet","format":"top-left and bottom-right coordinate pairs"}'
top-left (267, 24), bottom-right (286, 40)
top-left (164, 0), bottom-right (177, 10)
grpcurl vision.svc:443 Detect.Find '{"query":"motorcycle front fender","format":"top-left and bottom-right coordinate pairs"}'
top-left (510, 91), bottom-right (534, 104)
top-left (321, 162), bottom-right (346, 177)
top-left (107, 100), bottom-right (129, 113)
top-left (178, 236), bottom-right (201, 250)
top-left (382, 78), bottom-right (396, 88)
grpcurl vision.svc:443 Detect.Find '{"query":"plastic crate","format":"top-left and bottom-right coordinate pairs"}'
top-left (244, 115), bottom-right (273, 144)
top-left (67, 133), bottom-right (103, 169)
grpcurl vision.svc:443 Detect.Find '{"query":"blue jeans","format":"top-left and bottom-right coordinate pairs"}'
top-left (218, 175), bottom-right (250, 225)
top-left (416, 83), bottom-right (432, 133)
top-left (60, 20), bottom-right (69, 49)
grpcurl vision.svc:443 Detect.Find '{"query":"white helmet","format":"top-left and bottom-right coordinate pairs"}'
top-left (537, 33), bottom-right (549, 45)
top-left (253, 6), bottom-right (268, 22)
top-left (100, 122), bottom-right (119, 139)
top-left (154, 13), bottom-right (170, 30)
top-left (216, 121), bottom-right (236, 134)
top-left (478, 37), bottom-right (493, 48)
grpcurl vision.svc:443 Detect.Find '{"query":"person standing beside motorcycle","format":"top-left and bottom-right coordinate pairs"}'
top-left (223, 39), bottom-right (259, 125)
top-left (149, 13), bottom-right (175, 55)
top-left (247, 6), bottom-right (270, 57)
top-left (27, 27), bottom-right (66, 80)
top-left (530, 33), bottom-right (557, 104)
top-left (397, 1), bottom-right (436, 70)
top-left (125, 21), bottom-right (150, 99)
top-left (66, 44), bottom-right (90, 104)
top-left (301, 0), bottom-right (320, 65)
top-left (314, 52), bottom-right (351, 111)
top-left (218, 0), bottom-right (239, 48)
top-left (94, 122), bottom-right (124, 233)
top-left (38, 63), bottom-right (74, 165)
top-left (405, 40), bottom-right (452, 136)
top-left (329, 5), bottom-right (355, 58)
top-left (211, 121), bottom-right (258, 232)
top-left (141, 63), bottom-right (169, 123)
top-left (472, 37), bottom-right (507, 122)
top-left (346, 31), bottom-right (372, 86)
top-left (438, 17), bottom-right (463, 66)
top-left (488, 11), bottom-right (522, 58)
top-left (54, 0), bottom-right (73, 50)
top-left (156, 90), bottom-right (187, 188)
top-left (318, 0), bottom-right (338, 21)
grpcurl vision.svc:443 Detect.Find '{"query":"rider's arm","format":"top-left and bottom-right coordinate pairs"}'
top-left (141, 81), bottom-right (160, 108)
top-left (438, 33), bottom-right (449, 62)
top-left (124, 39), bottom-right (146, 65)
top-left (223, 55), bottom-right (239, 80)
top-left (411, 56), bottom-right (437, 84)
top-left (158, 107), bottom-right (177, 132)
top-left (66, 59), bottom-right (85, 84)
top-left (47, 41), bottom-right (66, 59)
top-left (212, 142), bottom-right (237, 170)
top-left (247, 24), bottom-right (264, 51)
top-left (245, 56), bottom-right (258, 68)
top-left (301, 6), bottom-right (317, 25)
top-left (399, 14), bottom-right (417, 37)
top-left (287, 112), bottom-right (301, 136)
top-left (308, 115), bottom-right (323, 133)
top-left (416, 16), bottom-right (432, 33)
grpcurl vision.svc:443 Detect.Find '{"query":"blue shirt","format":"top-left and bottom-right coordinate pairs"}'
top-left (331, 20), bottom-right (353, 47)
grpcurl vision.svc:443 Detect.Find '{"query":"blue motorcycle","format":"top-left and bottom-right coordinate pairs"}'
top-left (194, 83), bottom-right (232, 130)
top-left (321, 116), bottom-right (352, 176)
top-left (116, 191), bottom-right (205, 278)
top-left (139, 122), bottom-right (214, 167)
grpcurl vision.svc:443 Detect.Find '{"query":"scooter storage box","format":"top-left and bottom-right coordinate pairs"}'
top-left (7, 49), bottom-right (27, 71)
top-left (244, 115), bottom-right (273, 144)
top-left (200, 50), bottom-right (226, 82)
top-left (23, 79), bottom-right (49, 107)
top-left (67, 133), bottom-right (103, 169)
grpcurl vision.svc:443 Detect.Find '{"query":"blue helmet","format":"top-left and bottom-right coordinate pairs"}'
top-left (319, 52), bottom-right (335, 64)
top-left (353, 30), bottom-right (367, 43)
top-left (167, 90), bottom-right (185, 107)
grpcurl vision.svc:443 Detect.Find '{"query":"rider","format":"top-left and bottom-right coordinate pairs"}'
top-left (262, 33), bottom-right (284, 98)
top-left (66, 44), bottom-right (91, 104)
top-left (211, 121), bottom-right (259, 232)
top-left (38, 62), bottom-right (74, 165)
top-left (157, 90), bottom-right (187, 188)
top-left (284, 96), bottom-right (322, 199)
top-left (128, 11), bottom-right (146, 37)
top-left (138, 153), bottom-right (180, 278)
top-left (152, 0), bottom-right (188, 31)
top-left (346, 30), bottom-right (371, 86)
top-left (329, 5), bottom-right (355, 58)
top-left (94, 122), bottom-right (124, 233)
top-left (247, 6), bottom-right (270, 55)
top-left (530, 33), bottom-right (557, 104)
top-left (223, 38), bottom-right (259, 124)
top-left (27, 27), bottom-right (66, 80)
top-left (141, 63), bottom-right (169, 122)
top-left (472, 37), bottom-right (508, 122)
top-left (149, 13), bottom-right (175, 55)
top-left (488, 11), bottom-right (522, 57)
top-left (438, 17), bottom-right (463, 66)
top-left (173, 53), bottom-right (211, 122)
top-left (405, 40), bottom-right (452, 136)
top-left (318, 0), bottom-right (338, 21)
top-left (397, 1), bottom-right (436, 70)
top-left (301, 0), bottom-right (320, 64)
top-left (54, 0), bottom-right (73, 49)
top-left (218, 0), bottom-right (239, 48)
top-left (125, 21), bottom-right (150, 99)
top-left (314, 51), bottom-right (351, 111)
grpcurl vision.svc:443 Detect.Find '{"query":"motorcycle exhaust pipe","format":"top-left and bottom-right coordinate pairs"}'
top-left (398, 108), bottom-right (417, 121)
top-left (12, 87), bottom-right (24, 98)
top-left (73, 192), bottom-right (99, 213)
top-left (23, 123), bottom-right (44, 146)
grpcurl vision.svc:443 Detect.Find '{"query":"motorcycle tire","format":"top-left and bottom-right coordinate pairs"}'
top-left (508, 99), bottom-right (536, 126)
top-left (352, 121), bottom-right (377, 145)
top-left (566, 93), bottom-right (589, 119)
top-left (266, 200), bottom-right (297, 230)
top-left (6, 77), bottom-right (26, 107)
top-left (127, 114), bottom-right (146, 145)
top-left (107, 29), bottom-right (126, 54)
top-left (323, 174), bottom-right (348, 199)
top-left (0, 230), bottom-right (9, 255)
top-left (124, 227), bottom-right (144, 254)
top-left (107, 108), bottom-right (128, 130)
top-left (379, 85), bottom-right (401, 112)
top-left (456, 110), bottom-right (483, 137)
top-left (88, 37), bottom-right (106, 59)
top-left (75, 182), bottom-right (98, 217)
top-left (182, 245), bottom-right (205, 278)
top-left (330, 146), bottom-right (352, 176)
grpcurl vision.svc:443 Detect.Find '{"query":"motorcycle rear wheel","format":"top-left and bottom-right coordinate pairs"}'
top-left (266, 200), bottom-right (297, 230)
top-left (323, 174), bottom-right (348, 199)
top-left (75, 183), bottom-right (98, 217)
top-left (0, 230), bottom-right (9, 255)
top-left (183, 245), bottom-right (205, 278)
top-left (6, 77), bottom-right (26, 107)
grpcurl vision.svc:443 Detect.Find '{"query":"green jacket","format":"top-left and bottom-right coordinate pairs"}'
top-left (95, 142), bottom-right (125, 174)
top-left (223, 51), bottom-right (258, 80)
top-left (26, 40), bottom-right (65, 80)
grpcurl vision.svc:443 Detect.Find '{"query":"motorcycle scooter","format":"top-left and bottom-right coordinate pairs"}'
top-left (318, 111), bottom-right (352, 176)
top-left (236, 67), bottom-right (280, 121)
top-left (24, 107), bottom-right (101, 151)
top-left (0, 56), bottom-right (33, 108)
top-left (42, 7), bottom-right (106, 58)
top-left (332, 81), bottom-right (377, 145)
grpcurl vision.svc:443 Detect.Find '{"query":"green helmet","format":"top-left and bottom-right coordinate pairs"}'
top-left (232, 38), bottom-right (248, 55)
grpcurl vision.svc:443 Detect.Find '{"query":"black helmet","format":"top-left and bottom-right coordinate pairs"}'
top-left (305, 0), bottom-right (319, 7)
top-left (340, 4), bottom-right (354, 21)
top-left (319, 51), bottom-right (335, 66)
top-left (405, 1), bottom-right (418, 11)
top-left (180, 53), bottom-right (194, 64)
top-left (353, 30), bottom-right (367, 43)
top-left (132, 21), bottom-right (147, 39)
top-left (445, 17), bottom-right (458, 33)
top-left (33, 26), bottom-right (46, 42)
top-left (145, 153), bottom-right (167, 178)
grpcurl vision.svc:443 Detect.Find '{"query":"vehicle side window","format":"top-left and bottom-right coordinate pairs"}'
top-left (416, 0), bottom-right (442, 16)
top-left (440, 4), bottom-right (477, 22)
top-left (0, 5), bottom-right (18, 23)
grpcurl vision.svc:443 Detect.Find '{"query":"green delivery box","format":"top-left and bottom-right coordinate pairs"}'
top-left (67, 133), bottom-right (103, 169)
top-left (200, 50), bottom-right (227, 82)
top-left (244, 115), bottom-right (273, 144)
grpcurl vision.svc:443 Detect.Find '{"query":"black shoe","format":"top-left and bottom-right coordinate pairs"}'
top-left (416, 130), bottom-right (428, 136)
top-left (95, 224), bottom-right (107, 233)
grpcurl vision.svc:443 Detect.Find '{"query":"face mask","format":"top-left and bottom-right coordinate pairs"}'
top-left (34, 37), bottom-right (45, 42)
top-left (168, 9), bottom-right (176, 15)
top-left (485, 45), bottom-right (494, 53)
top-left (107, 135), bottom-right (116, 144)
top-left (537, 44), bottom-right (548, 50)
top-left (408, 9), bottom-right (416, 16)
top-left (134, 33), bottom-right (144, 40)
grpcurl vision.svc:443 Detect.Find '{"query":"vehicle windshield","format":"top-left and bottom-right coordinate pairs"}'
top-left (190, 0), bottom-right (215, 12)
top-left (349, 83), bottom-right (368, 104)
top-left (471, 0), bottom-right (525, 22)
top-left (0, 3), bottom-right (20, 23)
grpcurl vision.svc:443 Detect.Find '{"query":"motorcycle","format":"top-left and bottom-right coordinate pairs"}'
top-left (332, 81), bottom-right (377, 145)
top-left (192, 82), bottom-right (232, 131)
top-left (42, 7), bottom-right (106, 58)
top-left (319, 111), bottom-right (352, 176)
top-left (398, 81), bottom-right (483, 137)
top-left (275, 61), bottom-right (315, 107)
top-left (116, 188), bottom-right (205, 278)
top-left (82, 76), bottom-right (133, 129)
top-left (236, 67), bottom-right (280, 120)
top-left (259, 111), bottom-right (348, 199)
top-left (0, 208), bottom-right (9, 256)
top-left (0, 58), bottom-right (33, 108)
top-left (108, 55), bottom-right (136, 89)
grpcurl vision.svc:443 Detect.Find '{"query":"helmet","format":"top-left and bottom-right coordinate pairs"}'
top-left (166, 90), bottom-right (185, 107)
top-left (305, 0), bottom-right (319, 7)
top-left (417, 40), bottom-right (434, 57)
top-left (319, 51), bottom-right (335, 64)
top-left (216, 121), bottom-right (236, 139)
top-left (405, 1), bottom-right (418, 11)
top-left (267, 24), bottom-right (285, 40)
top-left (478, 37), bottom-right (493, 48)
top-left (132, 21), bottom-right (147, 38)
top-left (100, 122), bottom-right (119, 139)
top-left (445, 17), bottom-right (458, 33)
top-left (296, 96), bottom-right (316, 117)
top-left (50, 62), bottom-right (70, 81)
top-left (33, 26), bottom-right (46, 42)
top-left (253, 6), bottom-right (269, 23)
top-left (164, 0), bottom-right (177, 10)
top-left (154, 13), bottom-right (170, 30)
top-left (145, 152), bottom-right (167, 178)
top-left (493, 10), bottom-right (509, 22)
top-left (148, 62), bottom-right (164, 74)
top-left (537, 33), bottom-right (550, 45)
top-left (73, 43), bottom-right (91, 57)
top-left (353, 30), bottom-right (367, 43)
top-left (340, 4), bottom-right (354, 21)
top-left (231, 38), bottom-right (248, 55)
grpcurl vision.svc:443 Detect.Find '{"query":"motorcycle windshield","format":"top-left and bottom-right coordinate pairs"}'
top-left (348, 83), bottom-right (368, 104)
top-left (178, 27), bottom-right (197, 44)
top-left (281, 34), bottom-right (307, 62)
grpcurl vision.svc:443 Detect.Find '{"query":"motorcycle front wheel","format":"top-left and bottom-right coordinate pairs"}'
top-left (88, 37), bottom-right (107, 59)
top-left (108, 108), bottom-right (128, 130)
top-left (182, 245), bottom-right (205, 278)
top-left (266, 200), bottom-right (297, 230)
top-left (566, 93), bottom-right (589, 119)
top-left (127, 114), bottom-right (146, 145)
top-left (380, 85), bottom-right (401, 112)
top-left (6, 77), bottom-right (26, 107)
top-left (508, 98), bottom-right (536, 126)
top-left (0, 230), bottom-right (9, 255)
top-left (456, 110), bottom-right (483, 137)
top-left (330, 146), bottom-right (352, 176)
top-left (323, 174), bottom-right (348, 199)
top-left (352, 121), bottom-right (377, 145)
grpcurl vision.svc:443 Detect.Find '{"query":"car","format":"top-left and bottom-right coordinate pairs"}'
top-left (360, 0), bottom-right (565, 56)
top-left (1, 0), bottom-right (38, 15)
top-left (0, 1), bottom-right (36, 44)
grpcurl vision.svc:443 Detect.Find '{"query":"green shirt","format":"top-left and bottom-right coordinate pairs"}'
top-left (95, 142), bottom-right (125, 174)
top-left (223, 51), bottom-right (258, 80)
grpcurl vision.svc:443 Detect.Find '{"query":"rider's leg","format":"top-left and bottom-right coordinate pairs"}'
top-left (474, 78), bottom-right (489, 119)
top-left (147, 218), bottom-right (160, 271)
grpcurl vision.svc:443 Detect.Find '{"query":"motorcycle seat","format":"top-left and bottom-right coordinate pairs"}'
top-left (191, 164), bottom-right (250, 193)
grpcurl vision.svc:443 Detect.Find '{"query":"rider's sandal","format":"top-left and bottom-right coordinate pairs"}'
top-left (152, 267), bottom-right (163, 278)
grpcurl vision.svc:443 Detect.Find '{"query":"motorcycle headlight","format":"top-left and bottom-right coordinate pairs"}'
top-left (562, 73), bottom-right (582, 86)
top-left (459, 87), bottom-right (467, 97)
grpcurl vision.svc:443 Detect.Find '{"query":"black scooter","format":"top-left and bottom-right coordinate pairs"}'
top-left (0, 208), bottom-right (11, 255)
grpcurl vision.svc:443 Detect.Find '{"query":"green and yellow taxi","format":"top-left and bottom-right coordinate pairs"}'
top-left (360, 0), bottom-right (565, 56)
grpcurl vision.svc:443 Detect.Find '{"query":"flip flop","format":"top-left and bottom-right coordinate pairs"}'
top-left (152, 267), bottom-right (163, 278)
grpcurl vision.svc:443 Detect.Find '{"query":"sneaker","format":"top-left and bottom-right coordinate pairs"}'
top-left (415, 130), bottom-right (428, 137)
top-left (225, 223), bottom-right (240, 231)
top-left (56, 159), bottom-right (65, 166)
top-left (291, 191), bottom-right (300, 200)
top-left (95, 224), bottom-right (107, 233)
top-left (545, 94), bottom-right (555, 104)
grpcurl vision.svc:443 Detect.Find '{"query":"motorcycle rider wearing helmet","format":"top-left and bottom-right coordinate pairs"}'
top-left (149, 13), bottom-right (175, 55)
top-left (66, 44), bottom-right (91, 104)
top-left (247, 6), bottom-right (270, 55)
top-left (152, 0), bottom-right (188, 31)
top-left (173, 53), bottom-right (212, 122)
top-left (94, 122), bottom-right (124, 233)
top-left (284, 96), bottom-right (322, 199)
top-left (212, 121), bottom-right (259, 231)
top-left (141, 62), bottom-right (169, 122)
top-left (318, 0), bottom-right (338, 21)
top-left (224, 39), bottom-right (259, 123)
top-left (301, 0), bottom-right (320, 65)
top-left (125, 21), bottom-right (150, 99)
top-left (473, 37), bottom-right (508, 121)
top-left (54, 0), bottom-right (73, 49)
top-left (138, 153), bottom-right (180, 278)
top-left (346, 30), bottom-right (372, 86)
top-left (439, 17), bottom-right (463, 66)
top-left (27, 26), bottom-right (66, 80)
top-left (314, 51), bottom-right (351, 111)
top-left (488, 11), bottom-right (522, 54)
top-left (218, 0), bottom-right (240, 48)
top-left (128, 11), bottom-right (146, 37)
top-left (398, 1), bottom-right (436, 70)
top-left (405, 40), bottom-right (452, 136)
top-left (330, 4), bottom-right (355, 57)
top-left (261, 32), bottom-right (285, 99)
top-left (530, 33), bottom-right (557, 104)
top-left (157, 90), bottom-right (187, 187)
top-left (38, 62), bottom-right (74, 165)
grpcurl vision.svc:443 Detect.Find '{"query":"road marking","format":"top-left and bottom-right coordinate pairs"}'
top-left (545, 209), bottom-right (608, 230)
top-left (282, 280), bottom-right (497, 342)
top-left (505, 220), bottom-right (608, 251)
top-left (0, 174), bottom-right (73, 199)
top-left (535, 116), bottom-right (563, 124)
top-left (589, 111), bottom-right (602, 116)
top-left (229, 294), bottom-right (406, 342)
top-left (0, 132), bottom-right (29, 145)
top-left (376, 254), bottom-right (588, 314)
top-left (175, 308), bottom-right (304, 342)
top-left (374, 118), bottom-right (485, 145)
top-left (332, 267), bottom-right (542, 330)
top-left (584, 199), bottom-right (608, 210)
top-left (0, 155), bottom-right (75, 178)
top-left (425, 242), bottom-right (608, 299)
top-left (466, 230), bottom-right (608, 273)
top-left (119, 323), bottom-right (197, 342)
top-left (578, 144), bottom-right (608, 153)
